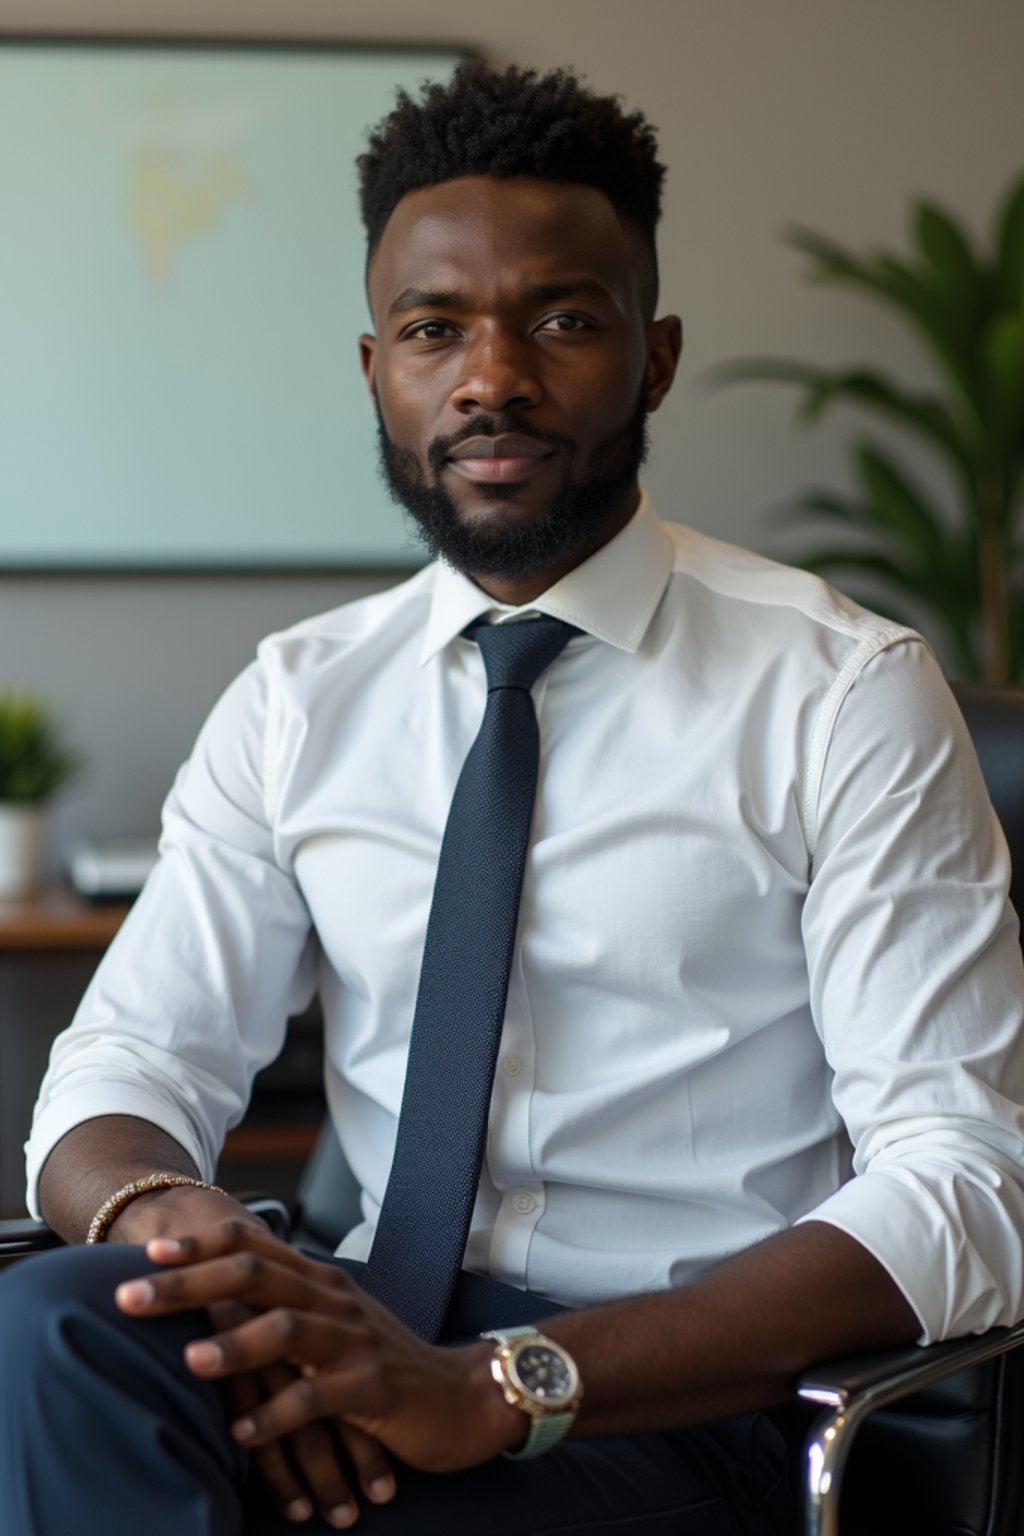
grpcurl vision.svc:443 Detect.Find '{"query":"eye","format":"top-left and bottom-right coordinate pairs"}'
top-left (537, 313), bottom-right (594, 334)
top-left (402, 319), bottom-right (460, 341)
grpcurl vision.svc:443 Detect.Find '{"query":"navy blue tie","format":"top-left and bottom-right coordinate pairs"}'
top-left (362, 616), bottom-right (576, 1340)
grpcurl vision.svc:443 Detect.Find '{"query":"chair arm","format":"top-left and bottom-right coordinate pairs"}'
top-left (795, 1319), bottom-right (1024, 1536)
top-left (0, 1190), bottom-right (293, 1270)
top-left (231, 1192), bottom-right (292, 1240)
top-left (0, 1217), bottom-right (64, 1267)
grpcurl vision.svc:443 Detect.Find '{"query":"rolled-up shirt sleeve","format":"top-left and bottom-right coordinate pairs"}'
top-left (799, 638), bottom-right (1024, 1342)
top-left (25, 659), bottom-right (318, 1214)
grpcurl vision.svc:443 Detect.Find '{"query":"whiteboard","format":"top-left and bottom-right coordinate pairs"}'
top-left (0, 39), bottom-right (465, 569)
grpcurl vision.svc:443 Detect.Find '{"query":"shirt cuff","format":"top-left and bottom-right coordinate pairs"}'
top-left (796, 1168), bottom-right (1015, 1346)
top-left (25, 1085), bottom-right (214, 1220)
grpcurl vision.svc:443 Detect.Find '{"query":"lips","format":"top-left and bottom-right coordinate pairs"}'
top-left (447, 433), bottom-right (555, 483)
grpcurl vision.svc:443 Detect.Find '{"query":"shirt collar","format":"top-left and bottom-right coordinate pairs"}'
top-left (418, 490), bottom-right (674, 665)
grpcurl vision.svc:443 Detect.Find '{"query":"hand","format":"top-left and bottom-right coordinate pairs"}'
top-left (209, 1299), bottom-right (396, 1529)
top-left (107, 1182), bottom-right (259, 1246)
top-left (114, 1219), bottom-right (523, 1478)
top-left (113, 1196), bottom-right (399, 1527)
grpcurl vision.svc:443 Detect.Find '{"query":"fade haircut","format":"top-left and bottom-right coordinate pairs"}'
top-left (357, 61), bottom-right (667, 316)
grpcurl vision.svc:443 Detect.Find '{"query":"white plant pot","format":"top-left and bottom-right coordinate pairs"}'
top-left (0, 803), bottom-right (46, 899)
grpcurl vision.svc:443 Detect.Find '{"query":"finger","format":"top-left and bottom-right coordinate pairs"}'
top-left (281, 1413), bottom-right (360, 1531)
top-left (184, 1306), bottom-right (348, 1380)
top-left (115, 1249), bottom-right (333, 1318)
top-left (232, 1368), bottom-right (363, 1449)
top-left (143, 1217), bottom-right (302, 1269)
top-left (231, 1370), bottom-right (316, 1526)
top-left (340, 1424), bottom-right (396, 1508)
top-left (258, 1361), bottom-right (361, 1531)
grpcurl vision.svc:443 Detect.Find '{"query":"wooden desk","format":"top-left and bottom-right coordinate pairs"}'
top-left (0, 887), bottom-right (319, 1216)
top-left (0, 888), bottom-right (131, 951)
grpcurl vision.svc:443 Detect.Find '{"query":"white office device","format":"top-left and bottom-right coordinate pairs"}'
top-left (69, 839), bottom-right (159, 900)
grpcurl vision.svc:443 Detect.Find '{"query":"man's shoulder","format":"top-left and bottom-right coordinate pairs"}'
top-left (661, 520), bottom-right (912, 650)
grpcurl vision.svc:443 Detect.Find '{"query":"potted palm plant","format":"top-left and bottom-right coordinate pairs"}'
top-left (714, 173), bottom-right (1024, 682)
top-left (0, 693), bottom-right (83, 898)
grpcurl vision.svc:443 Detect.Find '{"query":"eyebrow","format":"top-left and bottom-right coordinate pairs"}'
top-left (387, 279), bottom-right (614, 319)
top-left (388, 288), bottom-right (465, 318)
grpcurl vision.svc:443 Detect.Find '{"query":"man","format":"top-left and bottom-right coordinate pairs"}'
top-left (2, 62), bottom-right (1023, 1536)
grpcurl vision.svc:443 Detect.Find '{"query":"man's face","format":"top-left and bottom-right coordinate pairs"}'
top-left (361, 176), bottom-right (681, 601)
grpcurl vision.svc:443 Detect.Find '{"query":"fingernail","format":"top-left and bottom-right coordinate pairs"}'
top-left (185, 1340), bottom-right (223, 1370)
top-left (146, 1237), bottom-right (183, 1259)
top-left (115, 1280), bottom-right (155, 1308)
top-left (232, 1417), bottom-right (256, 1441)
top-left (285, 1497), bottom-right (313, 1521)
top-left (369, 1476), bottom-right (394, 1501)
top-left (328, 1505), bottom-right (356, 1529)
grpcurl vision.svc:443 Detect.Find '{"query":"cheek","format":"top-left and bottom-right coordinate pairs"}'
top-left (566, 362), bottom-right (644, 441)
top-left (376, 366), bottom-right (447, 449)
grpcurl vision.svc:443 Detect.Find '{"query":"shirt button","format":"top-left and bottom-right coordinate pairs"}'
top-left (511, 1191), bottom-right (537, 1215)
top-left (503, 1055), bottom-right (523, 1077)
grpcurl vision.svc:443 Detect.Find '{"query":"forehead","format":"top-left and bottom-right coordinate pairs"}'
top-left (367, 175), bottom-right (643, 318)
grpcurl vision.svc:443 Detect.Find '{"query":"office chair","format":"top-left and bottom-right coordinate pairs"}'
top-left (3, 682), bottom-right (1024, 1535)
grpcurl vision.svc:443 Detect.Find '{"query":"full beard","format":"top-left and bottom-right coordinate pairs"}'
top-left (375, 392), bottom-right (650, 584)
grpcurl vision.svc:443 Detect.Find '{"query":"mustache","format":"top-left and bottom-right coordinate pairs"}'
top-left (426, 415), bottom-right (574, 473)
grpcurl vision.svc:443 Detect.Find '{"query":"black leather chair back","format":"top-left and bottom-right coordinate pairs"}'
top-left (954, 683), bottom-right (1024, 921)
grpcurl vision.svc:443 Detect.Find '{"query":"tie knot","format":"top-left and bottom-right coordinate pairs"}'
top-left (468, 617), bottom-right (576, 692)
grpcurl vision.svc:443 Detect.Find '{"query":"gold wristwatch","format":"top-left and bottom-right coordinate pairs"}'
top-left (482, 1325), bottom-right (583, 1459)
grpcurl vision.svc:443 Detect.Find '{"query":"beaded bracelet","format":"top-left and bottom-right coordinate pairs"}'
top-left (86, 1173), bottom-right (229, 1245)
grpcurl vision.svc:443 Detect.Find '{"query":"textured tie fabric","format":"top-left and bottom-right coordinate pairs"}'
top-left (361, 616), bottom-right (576, 1339)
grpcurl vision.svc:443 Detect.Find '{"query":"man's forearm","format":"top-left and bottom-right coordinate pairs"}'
top-left (37, 1114), bottom-right (247, 1245)
top-left (539, 1220), bottom-right (921, 1438)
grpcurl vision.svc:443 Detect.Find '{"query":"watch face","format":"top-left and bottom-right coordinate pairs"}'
top-left (511, 1342), bottom-right (577, 1407)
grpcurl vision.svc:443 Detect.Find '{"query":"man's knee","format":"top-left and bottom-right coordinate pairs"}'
top-left (0, 1245), bottom-right (167, 1412)
top-left (0, 1244), bottom-right (153, 1343)
top-left (0, 1247), bottom-right (246, 1534)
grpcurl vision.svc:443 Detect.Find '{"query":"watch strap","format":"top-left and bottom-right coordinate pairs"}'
top-left (506, 1404), bottom-right (577, 1460)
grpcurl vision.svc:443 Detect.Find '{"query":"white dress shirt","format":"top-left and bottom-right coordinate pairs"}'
top-left (27, 495), bottom-right (1024, 1343)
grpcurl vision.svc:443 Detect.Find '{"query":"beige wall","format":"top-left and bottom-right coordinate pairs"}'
top-left (2, 0), bottom-right (1022, 863)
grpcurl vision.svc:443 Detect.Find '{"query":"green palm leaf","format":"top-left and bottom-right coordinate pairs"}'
top-left (995, 176), bottom-right (1024, 310)
top-left (708, 359), bottom-right (971, 476)
top-left (853, 443), bottom-right (949, 569)
top-left (982, 312), bottom-right (1024, 459)
top-left (719, 176), bottom-right (1024, 680)
top-left (914, 201), bottom-right (982, 346)
top-left (786, 226), bottom-right (986, 441)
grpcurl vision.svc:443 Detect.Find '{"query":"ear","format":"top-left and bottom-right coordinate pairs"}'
top-left (644, 315), bottom-right (683, 412)
top-left (359, 333), bottom-right (377, 403)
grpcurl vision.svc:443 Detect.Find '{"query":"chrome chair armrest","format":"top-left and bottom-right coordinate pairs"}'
top-left (796, 1319), bottom-right (1024, 1536)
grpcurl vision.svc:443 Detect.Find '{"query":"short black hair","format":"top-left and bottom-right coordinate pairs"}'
top-left (357, 61), bottom-right (666, 314)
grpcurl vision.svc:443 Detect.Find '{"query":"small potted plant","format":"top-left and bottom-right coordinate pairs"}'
top-left (0, 693), bottom-right (83, 898)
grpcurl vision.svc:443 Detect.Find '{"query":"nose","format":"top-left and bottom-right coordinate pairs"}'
top-left (451, 327), bottom-right (543, 415)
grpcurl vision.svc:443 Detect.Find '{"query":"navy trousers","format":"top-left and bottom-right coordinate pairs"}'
top-left (0, 1246), bottom-right (794, 1535)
